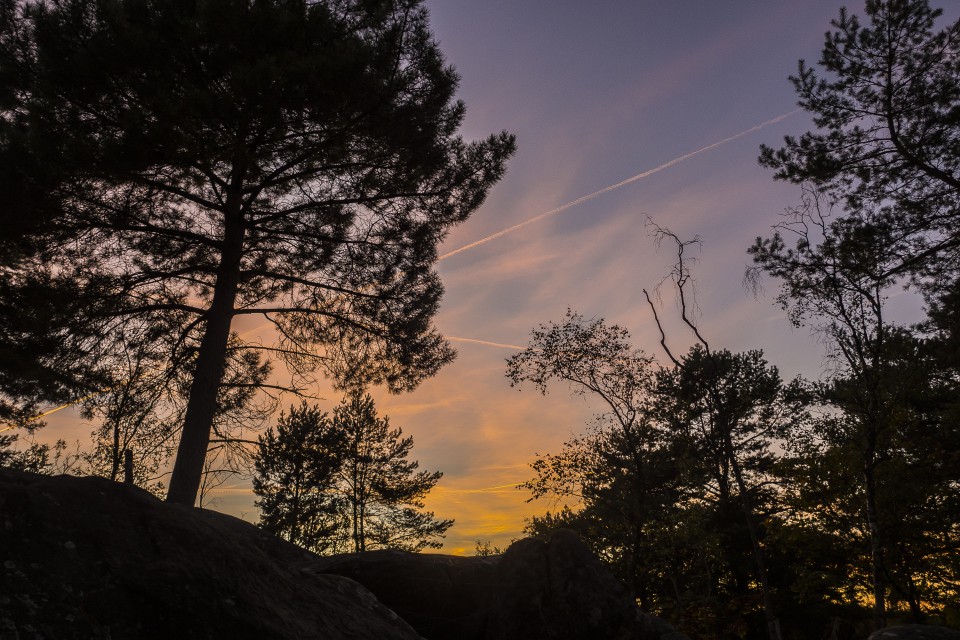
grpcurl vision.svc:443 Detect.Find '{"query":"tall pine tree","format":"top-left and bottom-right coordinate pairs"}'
top-left (0, 0), bottom-right (515, 505)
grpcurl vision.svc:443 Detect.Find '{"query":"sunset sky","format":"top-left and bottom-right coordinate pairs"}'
top-left (39, 1), bottom-right (957, 554)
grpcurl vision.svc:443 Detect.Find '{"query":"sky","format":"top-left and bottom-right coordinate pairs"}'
top-left (37, 1), bottom-right (957, 554)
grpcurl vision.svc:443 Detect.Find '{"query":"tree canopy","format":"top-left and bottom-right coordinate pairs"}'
top-left (758, 0), bottom-right (960, 297)
top-left (0, 0), bottom-right (515, 504)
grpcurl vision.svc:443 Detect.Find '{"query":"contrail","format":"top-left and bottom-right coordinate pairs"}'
top-left (439, 110), bottom-right (799, 262)
top-left (437, 482), bottom-right (525, 494)
top-left (179, 111), bottom-right (798, 358)
top-left (446, 336), bottom-right (526, 351)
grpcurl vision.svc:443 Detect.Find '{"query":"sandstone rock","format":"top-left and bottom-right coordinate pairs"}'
top-left (868, 625), bottom-right (960, 640)
top-left (311, 528), bottom-right (665, 640)
top-left (0, 469), bottom-right (422, 640)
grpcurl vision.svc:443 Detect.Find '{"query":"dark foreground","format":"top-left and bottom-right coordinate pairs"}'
top-left (0, 469), bottom-right (679, 639)
top-left (3, 469), bottom-right (955, 640)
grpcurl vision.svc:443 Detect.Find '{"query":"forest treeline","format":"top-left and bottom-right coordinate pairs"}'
top-left (512, 2), bottom-right (960, 640)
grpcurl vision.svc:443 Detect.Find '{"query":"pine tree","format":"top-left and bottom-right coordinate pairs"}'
top-left (252, 395), bottom-right (452, 553)
top-left (0, 0), bottom-right (515, 506)
top-left (333, 392), bottom-right (452, 552)
top-left (253, 402), bottom-right (345, 553)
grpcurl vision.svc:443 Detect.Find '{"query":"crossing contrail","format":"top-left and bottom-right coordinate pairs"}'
top-left (0, 112), bottom-right (800, 430)
top-left (438, 110), bottom-right (799, 262)
top-left (438, 482), bottom-right (524, 494)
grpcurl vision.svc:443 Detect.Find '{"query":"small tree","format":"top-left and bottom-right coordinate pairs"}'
top-left (253, 394), bottom-right (451, 553)
top-left (332, 392), bottom-right (452, 552)
top-left (506, 309), bottom-right (683, 608)
top-left (253, 402), bottom-right (345, 553)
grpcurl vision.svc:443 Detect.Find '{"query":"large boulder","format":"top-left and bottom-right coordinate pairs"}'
top-left (868, 626), bottom-right (960, 640)
top-left (311, 528), bottom-right (666, 640)
top-left (0, 469), bottom-right (421, 640)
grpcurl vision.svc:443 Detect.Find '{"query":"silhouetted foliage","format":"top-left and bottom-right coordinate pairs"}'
top-left (333, 392), bottom-right (452, 552)
top-left (508, 302), bottom-right (810, 640)
top-left (253, 393), bottom-right (452, 553)
top-left (752, 0), bottom-right (960, 631)
top-left (473, 539), bottom-right (504, 556)
top-left (507, 310), bottom-right (683, 609)
top-left (253, 402), bottom-right (345, 552)
top-left (0, 0), bottom-right (515, 506)
top-left (0, 427), bottom-right (77, 476)
top-left (759, 0), bottom-right (960, 308)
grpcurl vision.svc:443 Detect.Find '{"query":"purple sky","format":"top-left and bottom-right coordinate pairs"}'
top-left (41, 1), bottom-right (956, 553)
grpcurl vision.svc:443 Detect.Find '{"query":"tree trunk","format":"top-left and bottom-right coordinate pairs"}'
top-left (358, 497), bottom-right (366, 551)
top-left (110, 419), bottom-right (121, 481)
top-left (864, 457), bottom-right (887, 630)
top-left (166, 185), bottom-right (245, 506)
top-left (727, 436), bottom-right (782, 640)
top-left (906, 572), bottom-right (922, 623)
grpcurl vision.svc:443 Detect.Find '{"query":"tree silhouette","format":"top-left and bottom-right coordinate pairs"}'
top-left (333, 392), bottom-right (452, 552)
top-left (750, 189), bottom-right (960, 626)
top-left (759, 0), bottom-right (960, 305)
top-left (754, 2), bottom-right (960, 625)
top-left (506, 309), bottom-right (681, 607)
top-left (253, 402), bottom-right (345, 552)
top-left (253, 394), bottom-right (451, 553)
top-left (0, 0), bottom-right (515, 505)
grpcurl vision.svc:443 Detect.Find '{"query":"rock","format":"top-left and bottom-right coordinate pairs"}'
top-left (0, 469), bottom-right (691, 640)
top-left (487, 530), bottom-right (658, 640)
top-left (868, 625), bottom-right (960, 640)
top-left (310, 549), bottom-right (500, 638)
top-left (311, 528), bottom-right (663, 640)
top-left (0, 469), bottom-right (422, 640)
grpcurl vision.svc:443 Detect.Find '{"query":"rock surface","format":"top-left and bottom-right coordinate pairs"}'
top-left (0, 469), bottom-right (684, 640)
top-left (311, 528), bottom-right (671, 640)
top-left (868, 626), bottom-right (960, 640)
top-left (0, 469), bottom-right (421, 640)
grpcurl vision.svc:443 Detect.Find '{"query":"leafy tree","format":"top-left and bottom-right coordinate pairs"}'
top-left (0, 0), bottom-right (515, 506)
top-left (506, 310), bottom-right (685, 606)
top-left (0, 274), bottom-right (110, 428)
top-left (1, 432), bottom-right (59, 473)
top-left (253, 402), bottom-right (345, 552)
top-left (332, 392), bottom-right (452, 552)
top-left (642, 225), bottom-right (804, 640)
top-left (770, 331), bottom-right (960, 625)
top-left (473, 539), bottom-right (504, 557)
top-left (0, 424), bottom-right (76, 474)
top-left (508, 309), bottom-right (813, 640)
top-left (653, 346), bottom-right (808, 640)
top-left (751, 190), bottom-right (916, 627)
top-left (759, 0), bottom-right (960, 308)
